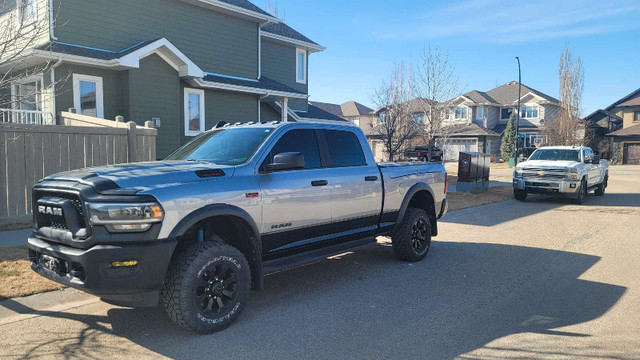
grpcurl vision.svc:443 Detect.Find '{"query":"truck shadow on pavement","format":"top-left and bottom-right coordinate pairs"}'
top-left (7, 241), bottom-right (628, 360)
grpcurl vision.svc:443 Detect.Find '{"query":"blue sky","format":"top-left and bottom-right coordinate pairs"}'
top-left (260, 0), bottom-right (640, 116)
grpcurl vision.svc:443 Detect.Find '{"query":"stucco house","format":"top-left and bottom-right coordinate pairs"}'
top-left (0, 0), bottom-right (341, 158)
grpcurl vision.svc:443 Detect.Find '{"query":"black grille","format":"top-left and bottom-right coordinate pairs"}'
top-left (34, 190), bottom-right (86, 229)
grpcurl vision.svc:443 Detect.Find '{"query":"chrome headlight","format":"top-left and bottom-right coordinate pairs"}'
top-left (565, 169), bottom-right (579, 180)
top-left (513, 169), bottom-right (523, 178)
top-left (87, 202), bottom-right (164, 232)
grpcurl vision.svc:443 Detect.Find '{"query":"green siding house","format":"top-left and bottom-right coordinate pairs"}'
top-left (0, 0), bottom-right (342, 158)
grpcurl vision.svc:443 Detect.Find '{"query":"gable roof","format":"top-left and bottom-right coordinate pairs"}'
top-left (201, 73), bottom-right (305, 98)
top-left (462, 90), bottom-right (498, 104)
top-left (217, 0), bottom-right (272, 17)
top-left (485, 81), bottom-right (559, 105)
top-left (607, 123), bottom-right (640, 137)
top-left (296, 104), bottom-right (347, 122)
top-left (262, 22), bottom-right (318, 46)
top-left (605, 88), bottom-right (640, 110)
top-left (439, 122), bottom-right (501, 137)
top-left (308, 101), bottom-right (374, 119)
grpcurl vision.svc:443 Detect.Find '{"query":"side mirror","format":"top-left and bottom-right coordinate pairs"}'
top-left (593, 155), bottom-right (600, 165)
top-left (263, 152), bottom-right (305, 172)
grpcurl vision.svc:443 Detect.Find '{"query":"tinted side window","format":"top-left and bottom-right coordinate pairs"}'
top-left (265, 129), bottom-right (321, 169)
top-left (323, 130), bottom-right (367, 167)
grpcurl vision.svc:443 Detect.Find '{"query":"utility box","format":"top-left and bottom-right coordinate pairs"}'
top-left (457, 152), bottom-right (491, 193)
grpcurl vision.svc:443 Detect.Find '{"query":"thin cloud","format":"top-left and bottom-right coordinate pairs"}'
top-left (373, 0), bottom-right (640, 43)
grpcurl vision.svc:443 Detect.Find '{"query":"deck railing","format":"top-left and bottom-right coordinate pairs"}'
top-left (0, 109), bottom-right (55, 125)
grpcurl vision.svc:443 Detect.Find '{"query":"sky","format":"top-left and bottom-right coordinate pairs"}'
top-left (259, 0), bottom-right (640, 116)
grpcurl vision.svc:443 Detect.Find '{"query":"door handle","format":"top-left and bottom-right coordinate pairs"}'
top-left (365, 176), bottom-right (378, 182)
top-left (311, 180), bottom-right (328, 186)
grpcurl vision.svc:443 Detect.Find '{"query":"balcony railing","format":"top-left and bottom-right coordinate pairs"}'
top-left (0, 109), bottom-right (55, 125)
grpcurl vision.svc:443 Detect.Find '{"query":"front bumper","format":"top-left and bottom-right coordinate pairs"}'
top-left (513, 177), bottom-right (581, 195)
top-left (28, 236), bottom-right (176, 307)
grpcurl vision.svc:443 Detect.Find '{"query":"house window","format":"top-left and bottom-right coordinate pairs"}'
top-left (350, 117), bottom-right (360, 127)
top-left (184, 88), bottom-right (205, 136)
top-left (476, 106), bottom-right (485, 120)
top-left (634, 111), bottom-right (640, 122)
top-left (501, 108), bottom-right (513, 120)
top-left (12, 75), bottom-right (43, 111)
top-left (18, 0), bottom-right (37, 25)
top-left (379, 111), bottom-right (386, 123)
top-left (521, 105), bottom-right (539, 119)
top-left (454, 106), bottom-right (467, 120)
top-left (413, 113), bottom-right (424, 124)
top-left (296, 48), bottom-right (307, 84)
top-left (73, 74), bottom-right (104, 118)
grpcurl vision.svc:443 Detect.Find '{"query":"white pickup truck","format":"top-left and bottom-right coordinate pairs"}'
top-left (513, 146), bottom-right (608, 204)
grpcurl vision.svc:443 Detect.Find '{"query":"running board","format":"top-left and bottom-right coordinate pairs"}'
top-left (262, 237), bottom-right (376, 275)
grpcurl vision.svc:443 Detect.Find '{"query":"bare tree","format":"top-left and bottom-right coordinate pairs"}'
top-left (370, 62), bottom-right (422, 161)
top-left (0, 0), bottom-right (63, 124)
top-left (544, 41), bottom-right (585, 146)
top-left (412, 45), bottom-right (462, 159)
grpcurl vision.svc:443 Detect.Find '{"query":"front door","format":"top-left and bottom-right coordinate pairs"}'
top-left (258, 129), bottom-right (332, 254)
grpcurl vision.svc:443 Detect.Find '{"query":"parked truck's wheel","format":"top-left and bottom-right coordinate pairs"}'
top-left (392, 207), bottom-right (432, 262)
top-left (574, 179), bottom-right (587, 205)
top-left (514, 191), bottom-right (527, 201)
top-left (595, 175), bottom-right (607, 196)
top-left (161, 242), bottom-right (251, 334)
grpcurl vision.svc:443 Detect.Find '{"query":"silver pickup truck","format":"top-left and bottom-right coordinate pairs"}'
top-left (27, 121), bottom-right (448, 333)
top-left (513, 145), bottom-right (608, 204)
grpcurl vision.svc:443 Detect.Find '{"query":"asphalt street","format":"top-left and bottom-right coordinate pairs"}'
top-left (0, 166), bottom-right (639, 359)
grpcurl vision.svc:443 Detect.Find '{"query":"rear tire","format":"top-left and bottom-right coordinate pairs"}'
top-left (595, 175), bottom-right (607, 196)
top-left (392, 208), bottom-right (432, 262)
top-left (514, 191), bottom-right (527, 201)
top-left (161, 242), bottom-right (251, 334)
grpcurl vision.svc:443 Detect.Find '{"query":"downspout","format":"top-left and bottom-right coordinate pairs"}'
top-left (50, 57), bottom-right (63, 124)
top-left (49, 0), bottom-right (58, 40)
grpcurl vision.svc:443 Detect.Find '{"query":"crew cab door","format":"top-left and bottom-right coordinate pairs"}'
top-left (320, 129), bottom-right (382, 237)
top-left (257, 128), bottom-right (332, 254)
top-left (583, 148), bottom-right (599, 186)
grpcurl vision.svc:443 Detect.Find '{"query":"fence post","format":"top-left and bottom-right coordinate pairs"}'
top-left (144, 120), bottom-right (155, 128)
top-left (68, 108), bottom-right (76, 114)
top-left (127, 121), bottom-right (138, 162)
top-left (115, 115), bottom-right (124, 123)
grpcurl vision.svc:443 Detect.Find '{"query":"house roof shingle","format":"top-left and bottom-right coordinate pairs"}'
top-left (604, 88), bottom-right (640, 110)
top-left (607, 123), bottom-right (640, 137)
top-left (308, 101), bottom-right (374, 119)
top-left (218, 0), bottom-right (272, 17)
top-left (296, 104), bottom-right (347, 121)
top-left (440, 123), bottom-right (501, 137)
top-left (36, 40), bottom-right (158, 60)
top-left (463, 90), bottom-right (498, 104)
top-left (262, 22), bottom-right (319, 46)
top-left (484, 81), bottom-right (559, 105)
top-left (203, 74), bottom-right (304, 95)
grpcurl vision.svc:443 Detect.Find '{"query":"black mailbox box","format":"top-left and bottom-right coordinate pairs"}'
top-left (457, 152), bottom-right (491, 192)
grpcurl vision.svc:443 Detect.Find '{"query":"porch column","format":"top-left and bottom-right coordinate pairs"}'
top-left (281, 97), bottom-right (288, 122)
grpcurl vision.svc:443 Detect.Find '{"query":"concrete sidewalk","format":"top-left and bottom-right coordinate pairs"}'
top-left (0, 228), bottom-right (30, 248)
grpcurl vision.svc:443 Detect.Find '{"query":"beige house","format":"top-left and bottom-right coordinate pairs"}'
top-left (603, 88), bottom-right (640, 164)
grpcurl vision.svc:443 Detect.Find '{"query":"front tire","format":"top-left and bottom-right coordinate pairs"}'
top-left (161, 242), bottom-right (251, 334)
top-left (392, 208), bottom-right (432, 262)
top-left (595, 175), bottom-right (607, 196)
top-left (574, 179), bottom-right (587, 204)
top-left (514, 191), bottom-right (527, 201)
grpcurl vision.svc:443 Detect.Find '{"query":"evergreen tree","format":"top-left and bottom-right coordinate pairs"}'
top-left (501, 113), bottom-right (517, 160)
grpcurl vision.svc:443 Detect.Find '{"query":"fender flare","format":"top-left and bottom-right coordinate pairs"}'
top-left (169, 204), bottom-right (264, 290)
top-left (391, 182), bottom-right (438, 236)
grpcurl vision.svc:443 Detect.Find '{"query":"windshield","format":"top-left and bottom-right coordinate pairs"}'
top-left (165, 127), bottom-right (273, 165)
top-left (528, 149), bottom-right (581, 162)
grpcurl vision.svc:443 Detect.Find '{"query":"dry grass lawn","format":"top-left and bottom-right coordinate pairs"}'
top-left (0, 246), bottom-right (65, 301)
top-left (448, 186), bottom-right (513, 212)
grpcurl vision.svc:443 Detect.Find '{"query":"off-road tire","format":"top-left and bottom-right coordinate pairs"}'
top-left (575, 179), bottom-right (587, 205)
top-left (514, 191), bottom-right (527, 201)
top-left (161, 242), bottom-right (251, 334)
top-left (595, 175), bottom-right (607, 196)
top-left (392, 207), bottom-right (432, 262)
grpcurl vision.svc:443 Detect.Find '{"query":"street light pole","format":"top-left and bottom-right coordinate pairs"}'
top-left (515, 56), bottom-right (521, 165)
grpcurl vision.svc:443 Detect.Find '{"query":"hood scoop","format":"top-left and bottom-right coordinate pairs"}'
top-left (195, 169), bottom-right (226, 178)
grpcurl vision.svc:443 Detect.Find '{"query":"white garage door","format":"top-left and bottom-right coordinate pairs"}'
top-left (440, 138), bottom-right (478, 161)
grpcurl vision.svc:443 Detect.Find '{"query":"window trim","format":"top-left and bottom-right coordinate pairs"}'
top-left (72, 74), bottom-right (104, 118)
top-left (295, 48), bottom-right (307, 84)
top-left (520, 104), bottom-right (539, 119)
top-left (500, 107), bottom-right (513, 120)
top-left (11, 73), bottom-right (44, 111)
top-left (184, 88), bottom-right (206, 137)
top-left (633, 111), bottom-right (640, 122)
top-left (16, 0), bottom-right (37, 27)
top-left (454, 106), bottom-right (468, 120)
top-left (475, 106), bottom-right (485, 120)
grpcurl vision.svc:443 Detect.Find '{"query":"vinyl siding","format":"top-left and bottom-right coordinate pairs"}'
top-left (0, 0), bottom-right (50, 57)
top-left (129, 54), bottom-right (181, 159)
top-left (53, 63), bottom-right (125, 121)
top-left (52, 0), bottom-right (259, 79)
top-left (260, 102), bottom-right (280, 122)
top-left (261, 39), bottom-right (308, 111)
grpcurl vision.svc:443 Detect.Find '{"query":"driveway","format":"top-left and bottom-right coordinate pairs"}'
top-left (1, 166), bottom-right (639, 359)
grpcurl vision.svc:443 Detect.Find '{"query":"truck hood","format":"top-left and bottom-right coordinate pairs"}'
top-left (43, 161), bottom-right (235, 192)
top-left (517, 160), bottom-right (579, 170)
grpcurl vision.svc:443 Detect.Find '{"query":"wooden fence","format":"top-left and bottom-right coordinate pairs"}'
top-left (0, 113), bottom-right (156, 224)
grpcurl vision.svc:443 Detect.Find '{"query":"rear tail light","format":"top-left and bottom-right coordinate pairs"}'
top-left (417, 151), bottom-right (422, 157)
